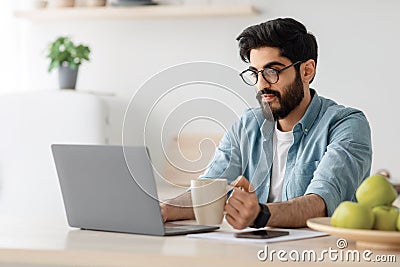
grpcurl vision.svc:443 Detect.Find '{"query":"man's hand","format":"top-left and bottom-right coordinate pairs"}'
top-left (160, 202), bottom-right (168, 222)
top-left (159, 191), bottom-right (195, 222)
top-left (224, 176), bottom-right (261, 229)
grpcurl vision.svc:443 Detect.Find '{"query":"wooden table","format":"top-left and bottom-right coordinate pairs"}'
top-left (0, 215), bottom-right (398, 267)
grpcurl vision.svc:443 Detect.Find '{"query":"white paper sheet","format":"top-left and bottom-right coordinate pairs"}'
top-left (187, 228), bottom-right (327, 244)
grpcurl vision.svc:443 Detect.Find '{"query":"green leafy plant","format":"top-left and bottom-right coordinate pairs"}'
top-left (47, 36), bottom-right (91, 72)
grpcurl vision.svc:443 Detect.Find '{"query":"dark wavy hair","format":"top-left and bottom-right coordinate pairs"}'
top-left (237, 18), bottom-right (318, 83)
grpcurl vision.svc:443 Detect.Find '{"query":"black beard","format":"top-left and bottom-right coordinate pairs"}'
top-left (256, 72), bottom-right (304, 120)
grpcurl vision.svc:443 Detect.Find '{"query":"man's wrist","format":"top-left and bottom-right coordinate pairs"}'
top-left (162, 202), bottom-right (195, 221)
top-left (251, 203), bottom-right (271, 228)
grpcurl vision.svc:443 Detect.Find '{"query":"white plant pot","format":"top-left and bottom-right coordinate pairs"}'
top-left (58, 65), bottom-right (79, 89)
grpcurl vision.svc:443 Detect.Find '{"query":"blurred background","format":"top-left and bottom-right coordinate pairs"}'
top-left (0, 0), bottom-right (399, 223)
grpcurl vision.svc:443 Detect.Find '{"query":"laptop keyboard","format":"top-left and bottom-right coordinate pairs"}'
top-left (165, 225), bottom-right (205, 231)
top-left (163, 223), bottom-right (219, 235)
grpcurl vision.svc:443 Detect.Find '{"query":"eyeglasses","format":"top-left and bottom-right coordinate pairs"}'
top-left (240, 61), bottom-right (302, 86)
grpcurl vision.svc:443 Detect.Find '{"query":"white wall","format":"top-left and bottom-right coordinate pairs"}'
top-left (0, 1), bottom-right (21, 93)
top-left (3, 0), bottom-right (400, 176)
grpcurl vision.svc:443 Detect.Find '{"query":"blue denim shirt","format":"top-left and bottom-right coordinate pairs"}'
top-left (200, 89), bottom-right (372, 216)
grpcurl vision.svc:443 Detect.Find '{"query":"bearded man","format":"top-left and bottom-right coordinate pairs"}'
top-left (161, 18), bottom-right (372, 229)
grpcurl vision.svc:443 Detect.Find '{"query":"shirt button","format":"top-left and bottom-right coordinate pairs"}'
top-left (304, 128), bottom-right (308, 132)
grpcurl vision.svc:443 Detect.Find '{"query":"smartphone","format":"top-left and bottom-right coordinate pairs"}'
top-left (235, 229), bottom-right (289, 239)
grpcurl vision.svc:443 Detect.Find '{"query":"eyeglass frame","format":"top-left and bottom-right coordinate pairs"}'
top-left (239, 61), bottom-right (303, 86)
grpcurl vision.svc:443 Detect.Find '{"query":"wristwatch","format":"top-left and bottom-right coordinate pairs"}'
top-left (251, 203), bottom-right (271, 228)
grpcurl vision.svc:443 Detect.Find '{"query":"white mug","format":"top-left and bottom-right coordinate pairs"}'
top-left (191, 178), bottom-right (231, 225)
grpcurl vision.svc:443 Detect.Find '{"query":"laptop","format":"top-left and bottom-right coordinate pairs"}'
top-left (51, 144), bottom-right (219, 236)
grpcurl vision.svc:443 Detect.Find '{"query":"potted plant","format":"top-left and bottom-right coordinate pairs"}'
top-left (47, 36), bottom-right (91, 89)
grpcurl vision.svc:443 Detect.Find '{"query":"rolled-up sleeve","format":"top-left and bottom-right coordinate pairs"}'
top-left (305, 110), bottom-right (372, 216)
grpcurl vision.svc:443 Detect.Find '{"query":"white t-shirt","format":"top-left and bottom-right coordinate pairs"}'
top-left (268, 123), bottom-right (294, 203)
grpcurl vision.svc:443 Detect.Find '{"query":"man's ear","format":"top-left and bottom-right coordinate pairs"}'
top-left (301, 59), bottom-right (316, 84)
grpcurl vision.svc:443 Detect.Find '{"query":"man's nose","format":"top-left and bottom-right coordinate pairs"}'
top-left (256, 72), bottom-right (270, 91)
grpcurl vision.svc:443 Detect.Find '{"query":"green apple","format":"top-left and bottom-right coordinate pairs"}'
top-left (356, 174), bottom-right (398, 208)
top-left (397, 213), bottom-right (400, 231)
top-left (331, 201), bottom-right (374, 229)
top-left (372, 205), bottom-right (399, 231)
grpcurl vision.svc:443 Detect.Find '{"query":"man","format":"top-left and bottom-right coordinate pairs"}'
top-left (161, 18), bottom-right (372, 229)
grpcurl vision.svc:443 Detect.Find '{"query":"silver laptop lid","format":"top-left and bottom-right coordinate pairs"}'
top-left (51, 144), bottom-right (165, 235)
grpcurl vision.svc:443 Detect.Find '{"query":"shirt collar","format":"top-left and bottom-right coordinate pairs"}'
top-left (296, 89), bottom-right (321, 135)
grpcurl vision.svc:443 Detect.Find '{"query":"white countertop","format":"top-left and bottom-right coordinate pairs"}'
top-left (0, 215), bottom-right (398, 267)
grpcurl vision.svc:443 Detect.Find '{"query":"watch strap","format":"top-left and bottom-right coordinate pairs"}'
top-left (251, 203), bottom-right (271, 228)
